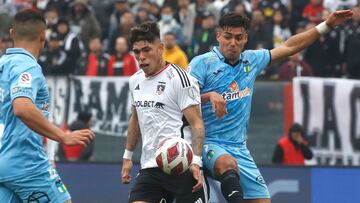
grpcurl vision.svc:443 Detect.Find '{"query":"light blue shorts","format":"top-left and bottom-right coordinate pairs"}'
top-left (0, 168), bottom-right (71, 203)
top-left (203, 142), bottom-right (270, 199)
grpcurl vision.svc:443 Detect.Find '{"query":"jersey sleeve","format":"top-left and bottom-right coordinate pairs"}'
top-left (188, 56), bottom-right (206, 89)
top-left (253, 49), bottom-right (271, 76)
top-left (172, 72), bottom-right (201, 111)
top-left (9, 66), bottom-right (44, 103)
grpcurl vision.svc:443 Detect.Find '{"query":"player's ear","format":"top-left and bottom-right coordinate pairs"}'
top-left (158, 41), bottom-right (164, 53)
top-left (39, 30), bottom-right (46, 43)
top-left (243, 32), bottom-right (248, 43)
top-left (216, 30), bottom-right (221, 42)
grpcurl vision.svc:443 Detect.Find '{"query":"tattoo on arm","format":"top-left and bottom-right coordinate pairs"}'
top-left (126, 106), bottom-right (140, 150)
top-left (191, 127), bottom-right (204, 156)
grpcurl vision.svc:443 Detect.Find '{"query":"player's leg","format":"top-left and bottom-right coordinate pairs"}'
top-left (169, 169), bottom-right (210, 203)
top-left (203, 143), bottom-right (243, 203)
top-left (0, 183), bottom-right (22, 203)
top-left (4, 168), bottom-right (71, 203)
top-left (128, 168), bottom-right (173, 203)
top-left (235, 146), bottom-right (270, 203)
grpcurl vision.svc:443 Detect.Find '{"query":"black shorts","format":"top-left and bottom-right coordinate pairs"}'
top-left (129, 167), bottom-right (209, 203)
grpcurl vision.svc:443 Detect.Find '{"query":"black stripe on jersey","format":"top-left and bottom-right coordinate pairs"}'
top-left (172, 64), bottom-right (190, 88)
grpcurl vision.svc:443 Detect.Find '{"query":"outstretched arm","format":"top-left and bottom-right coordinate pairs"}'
top-left (270, 10), bottom-right (353, 64)
top-left (13, 98), bottom-right (95, 146)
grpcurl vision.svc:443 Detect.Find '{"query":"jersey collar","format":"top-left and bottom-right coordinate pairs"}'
top-left (145, 62), bottom-right (171, 78)
top-left (5, 48), bottom-right (37, 62)
top-left (212, 46), bottom-right (243, 67)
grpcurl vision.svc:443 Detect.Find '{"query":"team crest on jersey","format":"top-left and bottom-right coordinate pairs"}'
top-left (243, 60), bottom-right (251, 74)
top-left (156, 82), bottom-right (166, 95)
top-left (18, 72), bottom-right (32, 87)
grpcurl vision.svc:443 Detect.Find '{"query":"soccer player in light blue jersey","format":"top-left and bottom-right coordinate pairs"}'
top-left (189, 10), bottom-right (353, 203)
top-left (0, 10), bottom-right (95, 203)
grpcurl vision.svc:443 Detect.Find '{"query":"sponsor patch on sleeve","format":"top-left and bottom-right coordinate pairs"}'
top-left (18, 72), bottom-right (32, 87)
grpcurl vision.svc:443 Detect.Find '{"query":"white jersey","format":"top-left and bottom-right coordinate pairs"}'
top-left (129, 63), bottom-right (201, 169)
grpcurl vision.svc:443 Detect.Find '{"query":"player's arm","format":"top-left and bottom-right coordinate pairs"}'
top-left (183, 104), bottom-right (205, 192)
top-left (270, 10), bottom-right (353, 64)
top-left (13, 98), bottom-right (94, 146)
top-left (200, 92), bottom-right (227, 119)
top-left (121, 106), bottom-right (140, 184)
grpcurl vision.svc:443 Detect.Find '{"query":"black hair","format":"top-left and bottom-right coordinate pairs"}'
top-left (289, 123), bottom-right (305, 137)
top-left (129, 21), bottom-right (160, 46)
top-left (13, 9), bottom-right (47, 41)
top-left (219, 12), bottom-right (250, 30)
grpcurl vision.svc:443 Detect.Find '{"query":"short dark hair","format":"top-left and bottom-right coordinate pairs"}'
top-left (129, 21), bottom-right (160, 46)
top-left (12, 9), bottom-right (47, 41)
top-left (219, 12), bottom-right (250, 30)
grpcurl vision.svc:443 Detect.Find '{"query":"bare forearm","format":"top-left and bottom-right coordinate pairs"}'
top-left (125, 113), bottom-right (140, 151)
top-left (201, 92), bottom-right (215, 104)
top-left (14, 99), bottom-right (65, 143)
top-left (283, 28), bottom-right (320, 56)
top-left (190, 125), bottom-right (204, 156)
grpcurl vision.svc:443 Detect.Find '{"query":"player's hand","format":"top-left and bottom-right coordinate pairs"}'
top-left (190, 164), bottom-right (204, 192)
top-left (121, 159), bottom-right (133, 184)
top-left (326, 10), bottom-right (354, 28)
top-left (50, 160), bottom-right (56, 168)
top-left (209, 92), bottom-right (227, 119)
top-left (62, 129), bottom-right (95, 146)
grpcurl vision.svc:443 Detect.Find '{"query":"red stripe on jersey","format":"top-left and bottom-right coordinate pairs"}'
top-left (145, 63), bottom-right (171, 78)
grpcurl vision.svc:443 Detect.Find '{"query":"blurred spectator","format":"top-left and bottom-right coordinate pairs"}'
top-left (246, 9), bottom-right (273, 50)
top-left (108, 36), bottom-right (138, 76)
top-left (257, 0), bottom-right (288, 20)
top-left (221, 0), bottom-right (251, 17)
top-left (56, 18), bottom-right (84, 74)
top-left (304, 21), bottom-right (343, 77)
top-left (61, 112), bottom-right (94, 161)
top-left (67, 0), bottom-right (102, 49)
top-left (192, 12), bottom-right (217, 56)
top-left (175, 0), bottom-right (196, 49)
top-left (108, 0), bottom-right (130, 40)
top-left (135, 8), bottom-right (152, 24)
top-left (158, 4), bottom-right (184, 45)
top-left (272, 9), bottom-right (291, 48)
top-left (302, 0), bottom-right (324, 24)
top-left (44, 7), bottom-right (60, 39)
top-left (344, 6), bottom-right (360, 79)
top-left (278, 52), bottom-right (313, 81)
top-left (46, 0), bottom-right (71, 16)
top-left (213, 0), bottom-right (230, 12)
top-left (76, 37), bottom-right (111, 76)
top-left (272, 123), bottom-right (313, 165)
top-left (107, 10), bottom-right (135, 54)
top-left (193, 0), bottom-right (219, 32)
top-left (324, 0), bottom-right (357, 12)
top-left (289, 0), bottom-right (308, 33)
top-left (39, 32), bottom-right (67, 75)
top-left (162, 32), bottom-right (188, 70)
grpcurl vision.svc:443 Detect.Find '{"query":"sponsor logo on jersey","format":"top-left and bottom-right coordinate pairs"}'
top-left (18, 72), bottom-right (32, 87)
top-left (27, 191), bottom-right (50, 202)
top-left (222, 81), bottom-right (251, 101)
top-left (134, 100), bottom-right (165, 109)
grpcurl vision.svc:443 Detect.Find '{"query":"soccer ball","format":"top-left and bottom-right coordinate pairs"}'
top-left (155, 137), bottom-right (193, 175)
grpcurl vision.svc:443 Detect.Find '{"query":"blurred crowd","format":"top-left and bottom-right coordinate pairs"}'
top-left (1, 0), bottom-right (360, 80)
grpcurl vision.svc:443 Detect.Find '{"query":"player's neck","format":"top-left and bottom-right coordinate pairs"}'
top-left (13, 41), bottom-right (42, 60)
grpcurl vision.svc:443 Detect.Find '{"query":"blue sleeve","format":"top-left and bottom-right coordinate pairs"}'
top-left (253, 49), bottom-right (271, 76)
top-left (188, 56), bottom-right (206, 89)
top-left (10, 66), bottom-right (43, 103)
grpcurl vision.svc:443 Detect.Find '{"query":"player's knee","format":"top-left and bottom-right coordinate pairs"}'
top-left (214, 154), bottom-right (238, 177)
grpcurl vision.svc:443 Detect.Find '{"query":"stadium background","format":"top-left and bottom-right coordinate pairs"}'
top-left (1, 0), bottom-right (360, 202)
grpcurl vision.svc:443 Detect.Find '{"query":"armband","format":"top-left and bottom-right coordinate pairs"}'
top-left (123, 149), bottom-right (133, 160)
top-left (315, 21), bottom-right (331, 35)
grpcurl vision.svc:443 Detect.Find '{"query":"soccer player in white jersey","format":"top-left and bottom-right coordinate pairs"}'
top-left (189, 10), bottom-right (353, 203)
top-left (120, 21), bottom-right (209, 203)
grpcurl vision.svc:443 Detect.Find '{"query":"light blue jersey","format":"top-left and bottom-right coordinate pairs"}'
top-left (0, 48), bottom-right (50, 181)
top-left (189, 46), bottom-right (270, 146)
top-left (189, 46), bottom-right (271, 199)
